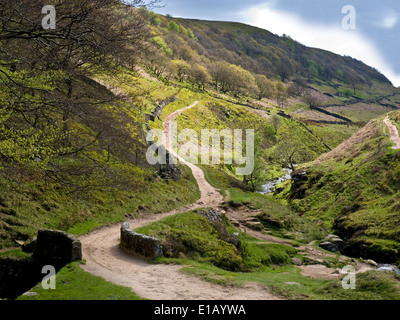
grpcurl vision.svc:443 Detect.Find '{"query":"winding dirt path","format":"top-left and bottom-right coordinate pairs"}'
top-left (79, 102), bottom-right (279, 300)
top-left (384, 115), bottom-right (400, 150)
top-left (162, 101), bottom-right (223, 207)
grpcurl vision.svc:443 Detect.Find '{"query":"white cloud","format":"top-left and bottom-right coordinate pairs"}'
top-left (377, 11), bottom-right (398, 29)
top-left (240, 4), bottom-right (400, 87)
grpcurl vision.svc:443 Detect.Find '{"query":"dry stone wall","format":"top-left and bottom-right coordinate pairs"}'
top-left (120, 222), bottom-right (163, 259)
top-left (33, 229), bottom-right (82, 269)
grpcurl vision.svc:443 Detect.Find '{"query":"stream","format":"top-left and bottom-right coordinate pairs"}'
top-left (377, 264), bottom-right (400, 275)
top-left (258, 169), bottom-right (400, 275)
top-left (259, 168), bottom-right (293, 195)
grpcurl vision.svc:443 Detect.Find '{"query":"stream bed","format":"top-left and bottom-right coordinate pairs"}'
top-left (259, 168), bottom-right (293, 195)
top-left (258, 169), bottom-right (400, 275)
top-left (377, 264), bottom-right (400, 275)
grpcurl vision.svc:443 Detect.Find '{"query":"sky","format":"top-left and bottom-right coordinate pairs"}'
top-left (153, 0), bottom-right (400, 87)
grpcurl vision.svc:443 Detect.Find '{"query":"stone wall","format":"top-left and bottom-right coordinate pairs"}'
top-left (33, 229), bottom-right (82, 270)
top-left (120, 222), bottom-right (163, 259)
top-left (1, 229), bottom-right (82, 299)
top-left (0, 257), bottom-right (42, 300)
top-left (144, 94), bottom-right (182, 182)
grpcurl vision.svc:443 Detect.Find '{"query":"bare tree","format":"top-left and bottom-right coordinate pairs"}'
top-left (302, 92), bottom-right (322, 108)
top-left (273, 136), bottom-right (312, 170)
top-left (287, 77), bottom-right (309, 97)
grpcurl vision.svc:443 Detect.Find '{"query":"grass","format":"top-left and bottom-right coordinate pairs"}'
top-left (153, 255), bottom-right (400, 300)
top-left (196, 162), bottom-right (328, 244)
top-left (129, 203), bottom-right (400, 300)
top-left (0, 162), bottom-right (200, 249)
top-left (136, 210), bottom-right (245, 271)
top-left (325, 104), bottom-right (394, 124)
top-left (308, 123), bottom-right (359, 149)
top-left (132, 208), bottom-right (349, 299)
top-left (17, 262), bottom-right (145, 300)
top-left (0, 248), bottom-right (31, 260)
top-left (277, 115), bottom-right (400, 264)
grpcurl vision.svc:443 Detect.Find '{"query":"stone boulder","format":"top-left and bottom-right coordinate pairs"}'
top-left (319, 241), bottom-right (339, 253)
top-left (196, 209), bottom-right (223, 223)
top-left (323, 234), bottom-right (344, 251)
top-left (159, 164), bottom-right (181, 182)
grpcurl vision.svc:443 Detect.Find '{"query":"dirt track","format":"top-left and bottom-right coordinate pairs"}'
top-left (79, 101), bottom-right (279, 300)
top-left (384, 115), bottom-right (400, 150)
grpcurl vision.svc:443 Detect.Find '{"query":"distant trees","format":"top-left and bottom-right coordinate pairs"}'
top-left (173, 60), bottom-right (192, 82)
top-left (275, 82), bottom-right (288, 108)
top-left (189, 64), bottom-right (211, 90)
top-left (255, 75), bottom-right (276, 100)
top-left (209, 61), bottom-right (257, 97)
top-left (287, 77), bottom-right (309, 97)
top-left (187, 28), bottom-right (198, 41)
top-left (270, 114), bottom-right (281, 135)
top-left (164, 33), bottom-right (196, 61)
top-left (144, 45), bottom-right (176, 78)
top-left (277, 57), bottom-right (294, 82)
top-left (152, 36), bottom-right (173, 57)
top-left (302, 92), bottom-right (322, 108)
top-left (137, 8), bottom-right (161, 27)
top-left (168, 20), bottom-right (180, 33)
top-left (209, 61), bottom-right (230, 91)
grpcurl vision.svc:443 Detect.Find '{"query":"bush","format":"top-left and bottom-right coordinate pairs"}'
top-left (168, 21), bottom-right (180, 33)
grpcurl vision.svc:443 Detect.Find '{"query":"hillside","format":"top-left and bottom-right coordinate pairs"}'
top-left (146, 13), bottom-right (400, 149)
top-left (278, 111), bottom-right (400, 264)
top-left (0, 1), bottom-right (400, 300)
top-left (173, 18), bottom-right (391, 85)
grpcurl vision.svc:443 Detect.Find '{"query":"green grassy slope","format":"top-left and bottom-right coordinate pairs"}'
top-left (278, 111), bottom-right (400, 264)
top-left (2, 3), bottom-right (400, 301)
top-left (0, 70), bottom-right (201, 250)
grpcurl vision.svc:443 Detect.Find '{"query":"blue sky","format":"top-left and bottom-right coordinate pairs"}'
top-left (154, 0), bottom-right (400, 87)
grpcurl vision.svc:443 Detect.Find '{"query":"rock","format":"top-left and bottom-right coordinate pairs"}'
top-left (228, 232), bottom-right (241, 249)
top-left (197, 209), bottom-right (223, 222)
top-left (323, 234), bottom-right (344, 251)
top-left (245, 221), bottom-right (263, 231)
top-left (332, 269), bottom-right (341, 275)
top-left (231, 219), bottom-right (240, 227)
top-left (366, 259), bottom-right (378, 267)
top-left (22, 292), bottom-right (38, 297)
top-left (292, 257), bottom-right (302, 266)
top-left (324, 234), bottom-right (340, 241)
top-left (15, 240), bottom-right (24, 246)
top-left (289, 170), bottom-right (309, 200)
top-left (259, 217), bottom-right (282, 228)
top-left (319, 241), bottom-right (339, 252)
top-left (158, 164), bottom-right (181, 182)
top-left (284, 282), bottom-right (301, 285)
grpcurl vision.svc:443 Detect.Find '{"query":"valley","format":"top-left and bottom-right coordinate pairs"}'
top-left (1, 1), bottom-right (400, 301)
